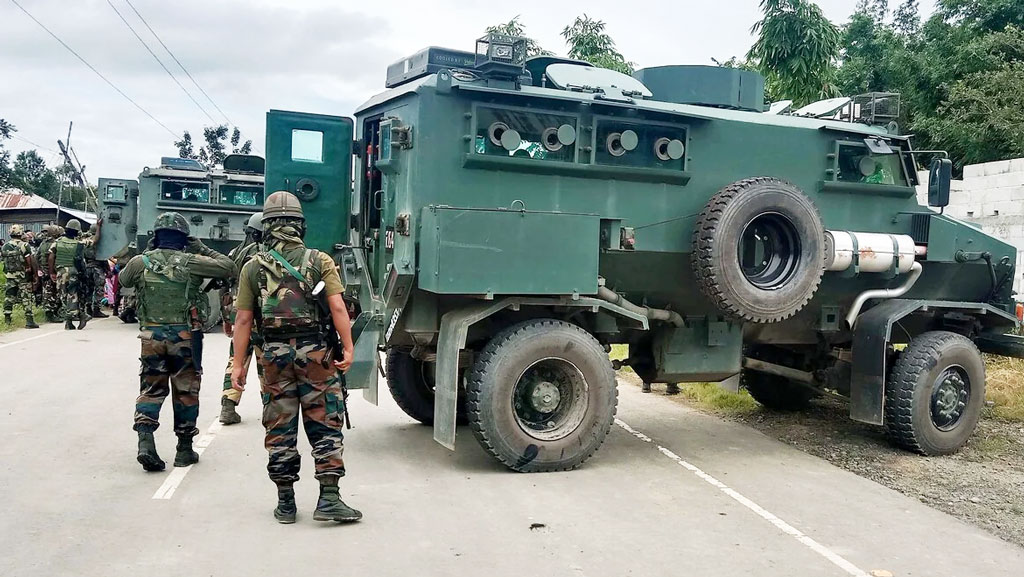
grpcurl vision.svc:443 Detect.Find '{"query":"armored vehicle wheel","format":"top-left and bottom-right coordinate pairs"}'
top-left (741, 370), bottom-right (815, 411)
top-left (466, 319), bottom-right (617, 472)
top-left (385, 349), bottom-right (467, 425)
top-left (692, 177), bottom-right (825, 323)
top-left (884, 331), bottom-right (985, 456)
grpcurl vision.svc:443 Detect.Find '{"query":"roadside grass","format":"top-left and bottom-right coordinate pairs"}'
top-left (985, 355), bottom-right (1024, 421)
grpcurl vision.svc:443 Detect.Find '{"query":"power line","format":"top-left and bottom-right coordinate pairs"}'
top-left (9, 0), bottom-right (181, 139)
top-left (105, 0), bottom-right (216, 124)
top-left (11, 134), bottom-right (59, 154)
top-left (121, 0), bottom-right (233, 125)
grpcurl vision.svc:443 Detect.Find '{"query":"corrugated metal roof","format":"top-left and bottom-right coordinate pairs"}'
top-left (0, 190), bottom-right (55, 209)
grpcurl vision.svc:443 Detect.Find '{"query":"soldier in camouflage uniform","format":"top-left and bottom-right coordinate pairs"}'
top-left (81, 224), bottom-right (109, 319)
top-left (2, 224), bottom-right (39, 329)
top-left (120, 212), bottom-right (236, 472)
top-left (34, 226), bottom-right (56, 320)
top-left (231, 191), bottom-right (359, 524)
top-left (48, 219), bottom-right (89, 330)
top-left (219, 212), bottom-right (265, 425)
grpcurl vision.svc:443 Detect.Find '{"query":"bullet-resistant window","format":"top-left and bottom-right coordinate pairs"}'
top-left (473, 106), bottom-right (578, 163)
top-left (836, 143), bottom-right (909, 186)
top-left (291, 129), bottom-right (324, 163)
top-left (219, 184), bottom-right (264, 207)
top-left (161, 180), bottom-right (210, 203)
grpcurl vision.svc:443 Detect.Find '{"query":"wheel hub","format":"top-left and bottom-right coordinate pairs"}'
top-left (930, 367), bottom-right (969, 431)
top-left (512, 357), bottom-right (589, 441)
top-left (529, 381), bottom-right (561, 413)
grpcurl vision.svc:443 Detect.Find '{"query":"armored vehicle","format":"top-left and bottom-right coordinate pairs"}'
top-left (265, 35), bottom-right (1024, 472)
top-left (97, 154), bottom-right (265, 327)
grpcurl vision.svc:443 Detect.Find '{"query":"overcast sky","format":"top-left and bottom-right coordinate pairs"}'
top-left (1, 0), bottom-right (935, 182)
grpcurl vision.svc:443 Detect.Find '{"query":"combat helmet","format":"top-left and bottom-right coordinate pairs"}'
top-left (262, 191), bottom-right (304, 222)
top-left (9, 224), bottom-right (24, 237)
top-left (246, 212), bottom-right (264, 233)
top-left (65, 219), bottom-right (82, 232)
top-left (153, 212), bottom-right (190, 235)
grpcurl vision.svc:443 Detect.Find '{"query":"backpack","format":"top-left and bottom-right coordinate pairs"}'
top-left (255, 248), bottom-right (323, 338)
top-left (1, 240), bottom-right (26, 274)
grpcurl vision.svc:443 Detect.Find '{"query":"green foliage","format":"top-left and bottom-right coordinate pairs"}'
top-left (485, 16), bottom-right (550, 57)
top-left (0, 118), bottom-right (14, 190)
top-left (175, 124), bottom-right (252, 167)
top-left (678, 382), bottom-right (759, 415)
top-left (561, 14), bottom-right (634, 74)
top-left (748, 0), bottom-right (842, 106)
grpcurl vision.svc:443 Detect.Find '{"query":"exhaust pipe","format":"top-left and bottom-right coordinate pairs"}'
top-left (845, 261), bottom-right (924, 329)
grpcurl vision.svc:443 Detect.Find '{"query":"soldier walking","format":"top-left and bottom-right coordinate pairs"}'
top-left (231, 191), bottom-right (359, 524)
top-left (48, 219), bottom-right (92, 330)
top-left (119, 213), bottom-right (236, 472)
top-left (2, 224), bottom-right (39, 329)
top-left (82, 224), bottom-right (109, 319)
top-left (219, 212), bottom-right (265, 425)
top-left (35, 226), bottom-right (61, 322)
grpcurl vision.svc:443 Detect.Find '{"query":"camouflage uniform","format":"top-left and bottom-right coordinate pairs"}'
top-left (50, 222), bottom-right (88, 329)
top-left (2, 226), bottom-right (38, 327)
top-left (81, 226), bottom-right (108, 317)
top-left (35, 226), bottom-right (61, 321)
top-left (119, 212), bottom-right (236, 471)
top-left (220, 232), bottom-right (264, 418)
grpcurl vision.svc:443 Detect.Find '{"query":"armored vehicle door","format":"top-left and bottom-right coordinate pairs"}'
top-left (265, 110), bottom-right (353, 253)
top-left (95, 177), bottom-right (139, 260)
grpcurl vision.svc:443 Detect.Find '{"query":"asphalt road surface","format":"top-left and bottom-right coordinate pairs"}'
top-left (3, 319), bottom-right (1023, 577)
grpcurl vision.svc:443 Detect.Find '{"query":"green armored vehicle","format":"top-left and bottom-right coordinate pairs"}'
top-left (264, 35), bottom-right (1023, 472)
top-left (97, 154), bottom-right (265, 327)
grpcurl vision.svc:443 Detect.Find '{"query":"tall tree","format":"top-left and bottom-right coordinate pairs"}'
top-left (0, 119), bottom-right (14, 190)
top-left (485, 16), bottom-right (550, 57)
top-left (748, 0), bottom-right (842, 106)
top-left (561, 14), bottom-right (634, 74)
top-left (174, 124), bottom-right (252, 167)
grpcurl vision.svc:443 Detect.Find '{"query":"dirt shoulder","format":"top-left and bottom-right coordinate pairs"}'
top-left (617, 370), bottom-right (1024, 548)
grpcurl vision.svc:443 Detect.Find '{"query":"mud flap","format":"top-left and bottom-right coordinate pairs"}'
top-left (346, 312), bottom-right (380, 402)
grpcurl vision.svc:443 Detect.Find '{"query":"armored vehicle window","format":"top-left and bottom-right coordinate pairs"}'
top-left (219, 184), bottom-right (263, 207)
top-left (104, 184), bottom-right (126, 201)
top-left (161, 180), bottom-right (210, 203)
top-left (836, 143), bottom-right (908, 186)
top-left (593, 120), bottom-right (687, 171)
top-left (473, 107), bottom-right (578, 163)
top-left (292, 129), bottom-right (324, 163)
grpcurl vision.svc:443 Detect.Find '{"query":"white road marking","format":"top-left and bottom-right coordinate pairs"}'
top-left (615, 418), bottom-right (870, 577)
top-left (0, 328), bottom-right (64, 349)
top-left (152, 420), bottom-right (223, 500)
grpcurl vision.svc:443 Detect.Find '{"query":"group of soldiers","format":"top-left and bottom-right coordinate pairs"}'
top-left (2, 219), bottom-right (109, 330)
top-left (118, 191), bottom-right (360, 524)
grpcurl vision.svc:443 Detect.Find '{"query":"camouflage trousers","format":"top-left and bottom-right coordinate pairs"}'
top-left (56, 268), bottom-right (86, 322)
top-left (86, 263), bottom-right (106, 310)
top-left (222, 338), bottom-right (264, 404)
top-left (259, 337), bottom-right (346, 485)
top-left (41, 275), bottom-right (60, 318)
top-left (2, 275), bottom-right (33, 316)
top-left (133, 325), bottom-right (201, 438)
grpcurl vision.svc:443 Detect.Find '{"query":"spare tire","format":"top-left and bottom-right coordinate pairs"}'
top-left (692, 177), bottom-right (825, 323)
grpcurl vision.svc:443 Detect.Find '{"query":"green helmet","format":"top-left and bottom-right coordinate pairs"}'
top-left (246, 212), bottom-right (264, 233)
top-left (65, 219), bottom-right (82, 233)
top-left (10, 224), bottom-right (24, 237)
top-left (262, 191), bottom-right (304, 222)
top-left (88, 224), bottom-right (99, 235)
top-left (153, 212), bottom-right (190, 235)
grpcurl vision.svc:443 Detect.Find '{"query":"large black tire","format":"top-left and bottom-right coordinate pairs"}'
top-left (466, 319), bottom-right (618, 472)
top-left (385, 349), bottom-right (466, 425)
top-left (884, 331), bottom-right (985, 456)
top-left (692, 177), bottom-right (825, 323)
top-left (741, 370), bottom-right (815, 411)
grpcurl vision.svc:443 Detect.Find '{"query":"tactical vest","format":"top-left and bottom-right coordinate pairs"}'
top-left (36, 239), bottom-right (55, 270)
top-left (137, 251), bottom-right (202, 326)
top-left (54, 237), bottom-right (80, 270)
top-left (255, 249), bottom-right (322, 338)
top-left (83, 238), bottom-right (97, 261)
top-left (2, 239), bottom-right (27, 274)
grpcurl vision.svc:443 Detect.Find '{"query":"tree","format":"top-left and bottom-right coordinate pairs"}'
top-left (0, 119), bottom-right (14, 190)
top-left (174, 124), bottom-right (252, 167)
top-left (485, 16), bottom-right (550, 57)
top-left (748, 0), bottom-right (842, 106)
top-left (561, 14), bottom-right (634, 74)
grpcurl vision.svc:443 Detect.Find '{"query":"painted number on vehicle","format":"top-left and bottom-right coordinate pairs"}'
top-left (385, 226), bottom-right (395, 251)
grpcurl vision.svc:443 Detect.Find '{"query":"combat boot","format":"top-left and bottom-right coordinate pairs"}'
top-left (3, 314), bottom-right (11, 325)
top-left (173, 435), bottom-right (199, 467)
top-left (274, 484), bottom-right (297, 524)
top-left (64, 319), bottom-right (75, 331)
top-left (77, 313), bottom-right (89, 330)
top-left (641, 383), bottom-right (652, 393)
top-left (91, 306), bottom-right (109, 318)
top-left (665, 383), bottom-right (680, 395)
top-left (219, 397), bottom-right (241, 425)
top-left (137, 432), bottom-right (166, 472)
top-left (313, 480), bottom-right (362, 523)
top-left (24, 314), bottom-right (39, 329)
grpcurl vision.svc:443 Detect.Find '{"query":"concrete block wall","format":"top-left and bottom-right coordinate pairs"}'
top-left (916, 158), bottom-right (1024, 294)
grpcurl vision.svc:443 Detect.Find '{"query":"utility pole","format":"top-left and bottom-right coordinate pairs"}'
top-left (56, 121), bottom-right (98, 214)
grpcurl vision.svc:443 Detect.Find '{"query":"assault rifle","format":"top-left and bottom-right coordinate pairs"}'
top-left (312, 280), bottom-right (351, 429)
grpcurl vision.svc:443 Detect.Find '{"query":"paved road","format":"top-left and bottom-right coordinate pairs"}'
top-left (2, 319), bottom-right (1023, 577)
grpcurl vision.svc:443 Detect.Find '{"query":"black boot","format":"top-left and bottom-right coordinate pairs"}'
top-left (274, 485), bottom-right (297, 524)
top-left (313, 480), bottom-right (362, 523)
top-left (91, 306), bottom-right (109, 318)
top-left (665, 383), bottom-right (681, 396)
top-left (641, 382), bottom-right (652, 393)
top-left (24, 314), bottom-right (39, 329)
top-left (219, 397), bottom-right (241, 425)
top-left (3, 314), bottom-right (11, 325)
top-left (77, 312), bottom-right (89, 330)
top-left (64, 319), bottom-right (75, 331)
top-left (137, 432), bottom-right (166, 472)
top-left (173, 435), bottom-right (199, 467)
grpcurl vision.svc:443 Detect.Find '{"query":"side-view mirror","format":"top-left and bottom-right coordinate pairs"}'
top-left (928, 158), bottom-right (952, 208)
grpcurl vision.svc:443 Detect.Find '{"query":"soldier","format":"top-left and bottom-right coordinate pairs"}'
top-left (48, 219), bottom-right (90, 330)
top-left (119, 212), bottom-right (235, 472)
top-left (81, 224), bottom-right (109, 319)
top-left (37, 226), bottom-right (63, 322)
top-left (219, 212), bottom-right (265, 425)
top-left (2, 224), bottom-right (39, 329)
top-left (231, 191), bottom-right (358, 524)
